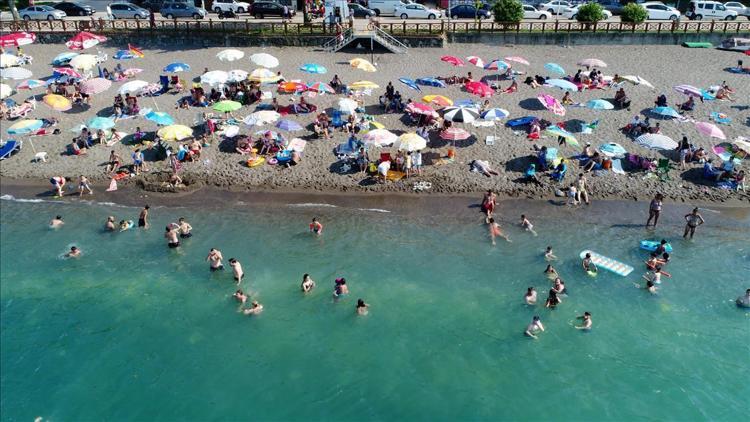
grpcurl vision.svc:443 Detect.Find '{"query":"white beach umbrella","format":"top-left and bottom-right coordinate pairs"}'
top-left (250, 53), bottom-right (279, 68)
top-left (201, 70), bottom-right (229, 86)
top-left (244, 110), bottom-right (280, 126)
top-left (217, 49), bottom-right (244, 62)
top-left (0, 53), bottom-right (19, 68)
top-left (69, 54), bottom-right (98, 70)
top-left (118, 80), bottom-right (149, 95)
top-left (394, 133), bottom-right (427, 152)
top-left (228, 69), bottom-right (248, 83)
top-left (362, 129), bottom-right (397, 147)
top-left (338, 98), bottom-right (358, 114)
top-left (0, 83), bottom-right (12, 99)
top-left (0, 67), bottom-right (32, 80)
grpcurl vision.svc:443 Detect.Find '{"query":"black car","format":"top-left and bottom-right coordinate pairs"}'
top-left (447, 4), bottom-right (491, 19)
top-left (251, 1), bottom-right (294, 18)
top-left (594, 0), bottom-right (625, 15)
top-left (53, 1), bottom-right (95, 16)
top-left (348, 3), bottom-right (375, 18)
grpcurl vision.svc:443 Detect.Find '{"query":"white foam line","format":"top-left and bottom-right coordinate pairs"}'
top-left (357, 208), bottom-right (391, 213)
top-left (287, 203), bottom-right (338, 208)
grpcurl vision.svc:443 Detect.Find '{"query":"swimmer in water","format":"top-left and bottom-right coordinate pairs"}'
top-left (65, 246), bottom-right (81, 258)
top-left (520, 214), bottom-right (537, 236)
top-left (683, 207), bottom-right (704, 240)
top-left (104, 216), bottom-right (116, 231)
top-left (645, 279), bottom-right (658, 294)
top-left (525, 287), bottom-right (537, 305)
top-left (545, 289), bottom-right (561, 308)
top-left (301, 273), bottom-right (316, 293)
top-left (575, 312), bottom-right (592, 330)
top-left (242, 300), bottom-right (263, 315)
top-left (206, 248), bottom-right (224, 271)
top-left (178, 217), bottom-right (193, 238)
top-left (310, 217), bottom-right (323, 235)
top-left (654, 239), bottom-right (669, 256)
top-left (643, 266), bottom-right (671, 284)
top-left (333, 278), bottom-right (349, 298)
top-left (552, 278), bottom-right (567, 295)
top-left (645, 253), bottom-right (660, 270)
top-left (229, 258), bottom-right (243, 284)
top-left (544, 246), bottom-right (557, 261)
top-left (736, 289), bottom-right (750, 308)
top-left (658, 253), bottom-right (670, 266)
top-left (544, 264), bottom-right (558, 279)
top-left (524, 316), bottom-right (545, 339)
top-left (49, 215), bottom-right (64, 229)
top-left (138, 205), bottom-right (150, 229)
top-left (233, 289), bottom-right (247, 304)
top-left (582, 253), bottom-right (597, 274)
top-left (164, 225), bottom-right (179, 248)
top-left (356, 298), bottom-right (369, 315)
top-left (488, 218), bottom-right (511, 245)
top-left (119, 220), bottom-right (134, 232)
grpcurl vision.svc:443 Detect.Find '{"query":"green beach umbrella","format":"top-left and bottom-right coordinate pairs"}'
top-left (87, 116), bottom-right (116, 130)
top-left (213, 100), bottom-right (242, 113)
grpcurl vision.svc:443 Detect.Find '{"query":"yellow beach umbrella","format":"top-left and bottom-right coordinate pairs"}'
top-left (157, 124), bottom-right (193, 141)
top-left (349, 80), bottom-right (379, 90)
top-left (249, 68), bottom-right (281, 83)
top-left (422, 95), bottom-right (453, 107)
top-left (69, 54), bottom-right (98, 70)
top-left (349, 58), bottom-right (376, 72)
top-left (43, 94), bottom-right (72, 111)
top-left (395, 133), bottom-right (427, 152)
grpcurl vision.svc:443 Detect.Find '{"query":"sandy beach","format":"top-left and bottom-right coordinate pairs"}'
top-left (1, 42), bottom-right (748, 204)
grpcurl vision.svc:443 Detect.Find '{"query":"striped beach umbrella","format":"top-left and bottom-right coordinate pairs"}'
top-left (16, 79), bottom-right (47, 90)
top-left (118, 80), bottom-right (149, 95)
top-left (7, 119), bottom-right (43, 135)
top-left (66, 31), bottom-right (107, 50)
top-left (635, 134), bottom-right (677, 150)
top-left (484, 59), bottom-right (510, 71)
top-left (0, 32), bottom-right (36, 47)
top-left (467, 56), bottom-right (485, 68)
top-left (440, 127), bottom-right (471, 141)
top-left (673, 84), bottom-right (703, 98)
top-left (53, 67), bottom-right (82, 78)
top-left (80, 77), bottom-right (111, 95)
top-left (43, 94), bottom-right (72, 111)
top-left (309, 82), bottom-right (334, 94)
top-left (482, 108), bottom-right (509, 120)
top-left (443, 106), bottom-right (480, 123)
top-left (505, 56), bottom-right (530, 66)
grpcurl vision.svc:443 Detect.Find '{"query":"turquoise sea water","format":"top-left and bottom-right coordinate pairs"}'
top-left (1, 196), bottom-right (748, 421)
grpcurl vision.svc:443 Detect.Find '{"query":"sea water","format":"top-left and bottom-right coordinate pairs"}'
top-left (1, 197), bottom-right (748, 421)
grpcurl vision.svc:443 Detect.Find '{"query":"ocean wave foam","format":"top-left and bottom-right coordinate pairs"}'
top-left (287, 203), bottom-right (338, 208)
top-left (1, 195), bottom-right (47, 203)
top-left (357, 208), bottom-right (391, 213)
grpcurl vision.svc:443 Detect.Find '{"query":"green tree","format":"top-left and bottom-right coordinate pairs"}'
top-left (620, 3), bottom-right (648, 24)
top-left (492, 0), bottom-right (523, 23)
top-left (575, 2), bottom-right (604, 22)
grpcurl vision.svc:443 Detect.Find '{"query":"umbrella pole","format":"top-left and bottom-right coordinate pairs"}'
top-left (27, 137), bottom-right (37, 155)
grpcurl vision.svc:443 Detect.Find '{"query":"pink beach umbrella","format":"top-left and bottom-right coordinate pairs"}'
top-left (465, 81), bottom-right (494, 98)
top-left (537, 94), bottom-right (566, 117)
top-left (440, 55), bottom-right (465, 67)
top-left (80, 77), bottom-right (112, 95)
top-left (0, 32), bottom-right (36, 47)
top-left (484, 59), bottom-right (510, 71)
top-left (66, 31), bottom-right (107, 50)
top-left (695, 121), bottom-right (726, 140)
top-left (440, 127), bottom-right (471, 141)
top-left (123, 68), bottom-right (144, 77)
top-left (504, 56), bottom-right (530, 66)
top-left (673, 84), bottom-right (703, 98)
top-left (467, 56), bottom-right (485, 68)
top-left (405, 102), bottom-right (438, 117)
top-left (53, 67), bottom-right (82, 78)
top-left (577, 58), bottom-right (607, 68)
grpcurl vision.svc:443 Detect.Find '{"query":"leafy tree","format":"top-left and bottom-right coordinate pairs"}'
top-left (575, 2), bottom-right (604, 22)
top-left (493, 0), bottom-right (523, 23)
top-left (621, 3), bottom-right (648, 24)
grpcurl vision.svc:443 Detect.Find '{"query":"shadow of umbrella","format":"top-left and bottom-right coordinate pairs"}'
top-left (518, 97), bottom-right (546, 112)
top-left (504, 155), bottom-right (533, 172)
top-left (679, 167), bottom-right (715, 186)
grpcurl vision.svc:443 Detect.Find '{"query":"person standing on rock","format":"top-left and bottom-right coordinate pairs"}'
top-left (646, 193), bottom-right (663, 228)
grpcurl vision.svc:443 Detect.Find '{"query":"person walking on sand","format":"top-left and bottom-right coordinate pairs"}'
top-left (575, 173), bottom-right (590, 205)
top-left (521, 214), bottom-right (537, 236)
top-left (646, 193), bottom-right (663, 228)
top-left (310, 218), bottom-right (323, 235)
top-left (78, 175), bottom-right (93, 197)
top-left (683, 208), bottom-right (705, 239)
top-left (138, 205), bottom-right (150, 229)
top-left (488, 218), bottom-right (511, 245)
top-left (178, 217), bottom-right (193, 238)
top-left (206, 248), bottom-right (224, 271)
top-left (525, 316), bottom-right (545, 339)
top-left (50, 176), bottom-right (70, 197)
top-left (575, 312), bottom-right (593, 330)
top-left (229, 258), bottom-right (244, 284)
top-left (301, 274), bottom-right (316, 293)
top-left (49, 215), bottom-right (64, 229)
top-left (165, 225), bottom-right (180, 248)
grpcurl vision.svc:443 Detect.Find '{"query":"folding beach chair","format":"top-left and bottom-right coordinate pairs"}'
top-left (656, 158), bottom-right (672, 181)
top-left (0, 140), bottom-right (22, 160)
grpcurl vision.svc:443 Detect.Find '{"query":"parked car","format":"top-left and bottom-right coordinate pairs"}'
top-left (53, 1), bottom-right (95, 16)
top-left (250, 1), bottom-right (295, 18)
top-left (594, 0), bottom-right (625, 15)
top-left (686, 1), bottom-right (738, 19)
top-left (160, 2), bottom-right (207, 18)
top-left (561, 4), bottom-right (613, 19)
top-left (212, 0), bottom-right (250, 14)
top-left (523, 4), bottom-right (552, 19)
top-left (348, 3), bottom-right (376, 18)
top-left (447, 4), bottom-right (492, 19)
top-left (109, 2), bottom-right (150, 19)
top-left (368, 0), bottom-right (411, 17)
top-left (641, 2), bottom-right (681, 19)
top-left (538, 0), bottom-right (573, 14)
top-left (395, 2), bottom-right (441, 18)
top-left (18, 5), bottom-right (67, 20)
top-left (724, 1), bottom-right (750, 17)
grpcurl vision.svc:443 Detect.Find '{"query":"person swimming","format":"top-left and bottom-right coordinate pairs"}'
top-left (104, 216), bottom-right (116, 231)
top-left (242, 300), bottom-right (263, 315)
top-left (520, 214), bottom-right (537, 236)
top-left (544, 246), bottom-right (557, 261)
top-left (333, 277), bottom-right (349, 298)
top-left (49, 215), bottom-right (64, 229)
top-left (545, 289), bottom-right (561, 309)
top-left (552, 278), bottom-right (567, 296)
top-left (65, 246), bottom-right (81, 258)
top-left (524, 316), bottom-right (545, 339)
top-left (229, 258), bottom-right (243, 284)
top-left (310, 218), bottom-right (323, 235)
top-left (356, 298), bottom-right (369, 315)
top-left (645, 253), bottom-right (660, 270)
top-left (488, 218), bottom-right (511, 245)
top-left (544, 264), bottom-right (558, 280)
top-left (645, 279), bottom-right (658, 294)
top-left (643, 266), bottom-right (671, 284)
top-left (233, 289), bottom-right (247, 304)
top-left (575, 312), bottom-right (592, 330)
top-left (582, 253), bottom-right (597, 275)
top-left (301, 274), bottom-right (316, 293)
top-left (525, 287), bottom-right (537, 305)
top-left (736, 289), bottom-right (750, 308)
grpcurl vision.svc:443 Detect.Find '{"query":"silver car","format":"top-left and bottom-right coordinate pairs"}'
top-left (109, 2), bottom-right (150, 19)
top-left (19, 5), bottom-right (67, 20)
top-left (160, 2), bottom-right (207, 19)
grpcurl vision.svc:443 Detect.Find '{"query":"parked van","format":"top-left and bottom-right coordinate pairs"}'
top-left (686, 1), bottom-right (739, 19)
top-left (368, 0), bottom-right (413, 16)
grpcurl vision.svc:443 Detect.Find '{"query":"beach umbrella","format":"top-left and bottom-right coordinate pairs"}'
top-left (537, 94), bottom-right (566, 117)
top-left (422, 94), bottom-right (453, 107)
top-left (577, 58), bottom-right (607, 68)
top-left (415, 77), bottom-right (446, 88)
top-left (443, 106), bottom-right (480, 123)
top-left (405, 102), bottom-right (438, 117)
top-left (440, 127), bottom-right (471, 141)
top-left (673, 84), bottom-right (703, 98)
top-left (118, 80), bottom-right (149, 95)
top-left (52, 52), bottom-right (78, 66)
top-left (250, 53), bottom-right (279, 68)
top-left (213, 100), bottom-right (242, 113)
top-left (0, 83), bottom-right (11, 99)
top-left (145, 111), bottom-right (174, 126)
top-left (484, 59), bottom-right (510, 71)
top-left (216, 49), bottom-right (244, 62)
top-left (635, 134), bottom-right (677, 150)
top-left (43, 94), bottom-right (72, 111)
top-left (157, 124), bottom-right (193, 141)
top-left (87, 116), bottom-right (116, 130)
top-left (248, 68), bottom-right (280, 83)
top-left (113, 50), bottom-right (136, 60)
top-left (363, 129), bottom-right (397, 147)
top-left (164, 62), bottom-right (190, 73)
top-left (651, 106), bottom-right (680, 118)
top-left (398, 78), bottom-right (420, 92)
top-left (66, 31), bottom-right (107, 50)
top-left (7, 119), bottom-right (43, 135)
top-left (350, 58), bottom-right (377, 72)
top-left (278, 81), bottom-right (307, 93)
top-left (0, 53), bottom-right (19, 68)
top-left (395, 133), bottom-right (427, 152)
top-left (338, 98), bottom-right (358, 114)
top-left (734, 138), bottom-right (750, 154)
top-left (69, 54), bottom-right (98, 70)
top-left (244, 110), bottom-right (280, 126)
top-left (53, 67), bottom-right (82, 78)
top-left (16, 79), bottom-right (47, 90)
top-left (276, 119), bottom-right (303, 132)
top-left (309, 82), bottom-right (334, 94)
top-left (482, 108), bottom-right (510, 120)
top-left (361, 121), bottom-right (385, 132)
top-left (123, 68), bottom-right (143, 78)
top-left (440, 55), bottom-right (464, 66)
top-left (505, 56), bottom-right (530, 66)
top-left (467, 56), bottom-right (485, 68)
top-left (0, 32), bottom-right (36, 47)
top-left (544, 79), bottom-right (578, 92)
top-left (201, 70), bottom-right (229, 86)
top-left (620, 75), bottom-right (654, 89)
top-left (464, 81), bottom-right (494, 98)
top-left (544, 63), bottom-right (565, 75)
top-left (228, 69), bottom-right (248, 83)
top-left (599, 142), bottom-right (627, 158)
top-left (300, 63), bottom-right (327, 74)
top-left (453, 99), bottom-right (478, 108)
top-left (0, 67), bottom-right (32, 80)
top-left (586, 99), bottom-right (614, 110)
top-left (695, 121), bottom-right (726, 140)
top-left (349, 80), bottom-right (379, 90)
top-left (545, 125), bottom-right (578, 146)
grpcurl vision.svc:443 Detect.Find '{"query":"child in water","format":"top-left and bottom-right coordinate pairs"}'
top-left (520, 214), bottom-right (537, 236)
top-left (488, 218), bottom-right (511, 245)
top-left (544, 246), bottom-right (557, 261)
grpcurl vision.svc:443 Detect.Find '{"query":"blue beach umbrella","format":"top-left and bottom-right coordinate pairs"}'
top-left (454, 99), bottom-right (478, 108)
top-left (484, 59), bottom-right (510, 71)
top-left (52, 52), bottom-right (78, 66)
top-left (276, 119), bottom-right (303, 131)
top-left (544, 78), bottom-right (578, 91)
top-left (416, 77), bottom-right (446, 88)
top-left (7, 119), bottom-right (44, 135)
top-left (300, 63), bottom-right (327, 74)
top-left (544, 63), bottom-right (566, 75)
top-left (87, 116), bottom-right (116, 130)
top-left (145, 111), bottom-right (175, 126)
top-left (398, 77), bottom-right (421, 91)
top-left (114, 50), bottom-right (136, 60)
top-left (164, 62), bottom-right (190, 73)
top-left (651, 106), bottom-right (680, 118)
top-left (586, 99), bottom-right (614, 110)
top-left (482, 108), bottom-right (510, 120)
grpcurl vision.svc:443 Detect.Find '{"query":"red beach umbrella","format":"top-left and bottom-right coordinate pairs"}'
top-left (464, 81), bottom-right (494, 98)
top-left (0, 32), bottom-right (36, 47)
top-left (440, 55), bottom-right (465, 67)
top-left (66, 31), bottom-right (107, 50)
top-left (405, 102), bottom-right (438, 117)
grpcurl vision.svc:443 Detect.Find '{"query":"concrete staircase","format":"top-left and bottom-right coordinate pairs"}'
top-left (322, 26), bottom-right (408, 54)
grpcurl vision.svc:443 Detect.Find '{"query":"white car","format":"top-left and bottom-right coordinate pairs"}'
top-left (686, 1), bottom-right (738, 20)
top-left (395, 3), bottom-right (441, 19)
top-left (18, 5), bottom-right (67, 20)
top-left (561, 4), bottom-right (613, 19)
top-left (641, 2), bottom-right (681, 20)
top-left (724, 2), bottom-right (750, 18)
top-left (539, 0), bottom-right (573, 15)
top-left (212, 0), bottom-right (251, 14)
top-left (523, 5), bottom-right (551, 19)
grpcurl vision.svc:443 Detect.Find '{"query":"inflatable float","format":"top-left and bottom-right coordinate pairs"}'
top-left (246, 156), bottom-right (266, 168)
top-left (640, 240), bottom-right (673, 253)
top-left (579, 250), bottom-right (633, 277)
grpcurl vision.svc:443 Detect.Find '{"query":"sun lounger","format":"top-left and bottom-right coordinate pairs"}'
top-left (0, 140), bottom-right (21, 160)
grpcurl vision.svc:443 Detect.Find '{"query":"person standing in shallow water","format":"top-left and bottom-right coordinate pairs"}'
top-left (646, 193), bottom-right (663, 228)
top-left (138, 205), bottom-right (150, 229)
top-left (310, 218), bottom-right (323, 235)
top-left (683, 208), bottom-right (704, 239)
top-left (525, 316), bottom-right (545, 339)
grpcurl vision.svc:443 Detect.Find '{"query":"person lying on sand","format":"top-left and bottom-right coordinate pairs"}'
top-left (470, 160), bottom-right (499, 177)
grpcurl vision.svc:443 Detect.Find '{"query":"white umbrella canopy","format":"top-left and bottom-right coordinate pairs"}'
top-left (0, 83), bottom-right (12, 99)
top-left (362, 129), bottom-right (397, 147)
top-left (201, 70), bottom-right (229, 86)
top-left (217, 49), bottom-right (244, 62)
top-left (338, 98), bottom-right (358, 114)
top-left (69, 54), bottom-right (98, 70)
top-left (250, 53), bottom-right (279, 68)
top-left (0, 67), bottom-right (32, 80)
top-left (243, 110), bottom-right (280, 126)
top-left (0, 53), bottom-right (19, 68)
top-left (228, 69), bottom-right (248, 83)
top-left (635, 134), bottom-right (678, 150)
top-left (394, 133), bottom-right (427, 152)
top-left (118, 80), bottom-right (149, 95)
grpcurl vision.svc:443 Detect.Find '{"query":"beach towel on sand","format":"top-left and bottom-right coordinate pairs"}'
top-left (612, 159), bottom-right (625, 175)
